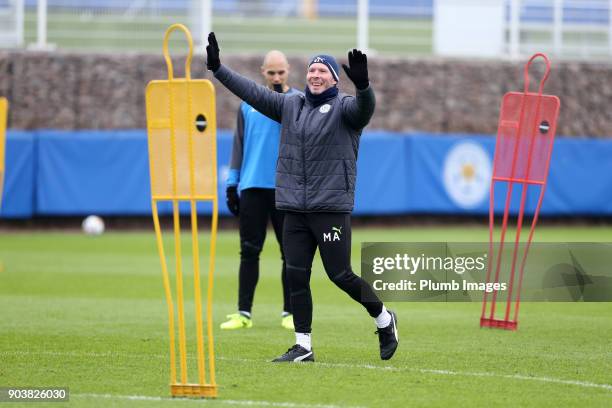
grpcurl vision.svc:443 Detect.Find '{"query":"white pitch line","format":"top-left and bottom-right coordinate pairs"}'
top-left (73, 393), bottom-right (361, 408)
top-left (221, 357), bottom-right (612, 392)
top-left (4, 350), bottom-right (611, 392)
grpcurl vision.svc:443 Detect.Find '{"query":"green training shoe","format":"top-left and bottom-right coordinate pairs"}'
top-left (220, 313), bottom-right (253, 330)
top-left (281, 314), bottom-right (295, 330)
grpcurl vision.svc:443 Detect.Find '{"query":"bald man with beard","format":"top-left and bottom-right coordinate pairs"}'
top-left (221, 50), bottom-right (301, 331)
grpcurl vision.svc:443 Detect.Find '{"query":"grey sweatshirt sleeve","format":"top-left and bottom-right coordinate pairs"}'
top-left (341, 86), bottom-right (376, 130)
top-left (226, 105), bottom-right (244, 186)
top-left (214, 65), bottom-right (284, 122)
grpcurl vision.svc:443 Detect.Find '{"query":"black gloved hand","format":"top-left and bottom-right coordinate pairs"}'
top-left (226, 186), bottom-right (240, 216)
top-left (342, 49), bottom-right (369, 90)
top-left (206, 32), bottom-right (221, 72)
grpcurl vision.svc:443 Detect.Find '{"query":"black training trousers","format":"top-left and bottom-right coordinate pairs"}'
top-left (283, 212), bottom-right (383, 333)
top-left (238, 188), bottom-right (290, 314)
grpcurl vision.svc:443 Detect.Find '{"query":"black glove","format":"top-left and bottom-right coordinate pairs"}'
top-left (226, 186), bottom-right (240, 216)
top-left (342, 49), bottom-right (369, 90)
top-left (206, 32), bottom-right (221, 72)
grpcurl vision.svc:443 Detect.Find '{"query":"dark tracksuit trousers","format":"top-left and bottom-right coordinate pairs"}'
top-left (283, 212), bottom-right (383, 333)
top-left (238, 188), bottom-right (291, 314)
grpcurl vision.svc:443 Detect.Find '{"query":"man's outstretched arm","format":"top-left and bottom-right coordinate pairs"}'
top-left (206, 32), bottom-right (284, 122)
top-left (341, 49), bottom-right (375, 130)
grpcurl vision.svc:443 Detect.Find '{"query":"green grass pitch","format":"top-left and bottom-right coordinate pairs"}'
top-left (23, 13), bottom-right (433, 55)
top-left (0, 225), bottom-right (611, 407)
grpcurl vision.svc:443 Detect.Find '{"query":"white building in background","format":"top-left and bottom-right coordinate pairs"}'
top-left (434, 0), bottom-right (505, 58)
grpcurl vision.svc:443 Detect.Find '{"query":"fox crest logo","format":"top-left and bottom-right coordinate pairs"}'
top-left (323, 226), bottom-right (342, 242)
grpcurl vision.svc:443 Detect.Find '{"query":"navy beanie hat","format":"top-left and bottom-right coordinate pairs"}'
top-left (308, 54), bottom-right (340, 82)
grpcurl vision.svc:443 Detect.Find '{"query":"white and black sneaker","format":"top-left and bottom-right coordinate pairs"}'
top-left (376, 310), bottom-right (399, 360)
top-left (271, 345), bottom-right (314, 362)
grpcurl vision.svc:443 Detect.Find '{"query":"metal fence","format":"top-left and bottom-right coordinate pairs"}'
top-left (0, 0), bottom-right (611, 59)
top-left (0, 0), bottom-right (24, 48)
top-left (507, 0), bottom-right (612, 59)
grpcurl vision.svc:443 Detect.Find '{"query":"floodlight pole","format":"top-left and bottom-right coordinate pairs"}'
top-left (357, 0), bottom-right (369, 53)
top-left (37, 0), bottom-right (47, 48)
top-left (509, 0), bottom-right (520, 59)
top-left (16, 0), bottom-right (24, 47)
top-left (552, 0), bottom-right (562, 56)
top-left (608, 0), bottom-right (612, 57)
top-left (200, 0), bottom-right (212, 49)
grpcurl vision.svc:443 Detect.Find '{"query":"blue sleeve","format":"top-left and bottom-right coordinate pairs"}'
top-left (226, 105), bottom-right (245, 186)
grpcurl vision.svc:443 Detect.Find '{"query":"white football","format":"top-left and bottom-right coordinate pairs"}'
top-left (82, 215), bottom-right (105, 236)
